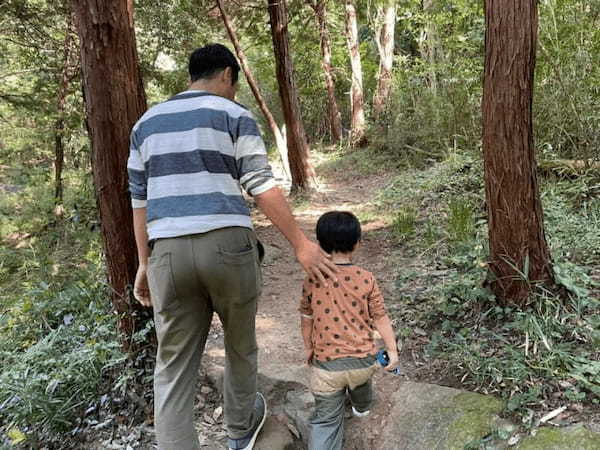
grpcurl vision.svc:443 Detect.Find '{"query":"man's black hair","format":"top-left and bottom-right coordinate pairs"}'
top-left (188, 44), bottom-right (240, 85)
top-left (316, 211), bottom-right (361, 254)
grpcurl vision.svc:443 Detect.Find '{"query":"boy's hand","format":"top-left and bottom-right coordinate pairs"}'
top-left (385, 350), bottom-right (399, 372)
top-left (304, 348), bottom-right (314, 365)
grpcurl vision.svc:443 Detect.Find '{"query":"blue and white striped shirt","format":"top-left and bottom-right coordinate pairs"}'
top-left (127, 90), bottom-right (276, 240)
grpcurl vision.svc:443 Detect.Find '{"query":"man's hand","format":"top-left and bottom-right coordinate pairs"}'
top-left (253, 188), bottom-right (338, 285)
top-left (304, 347), bottom-right (314, 365)
top-left (134, 265), bottom-right (152, 307)
top-left (295, 239), bottom-right (338, 286)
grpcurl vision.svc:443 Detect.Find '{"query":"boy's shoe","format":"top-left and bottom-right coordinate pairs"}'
top-left (351, 406), bottom-right (370, 418)
top-left (228, 392), bottom-right (267, 450)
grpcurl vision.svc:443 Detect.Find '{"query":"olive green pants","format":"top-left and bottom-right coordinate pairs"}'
top-left (148, 227), bottom-right (262, 450)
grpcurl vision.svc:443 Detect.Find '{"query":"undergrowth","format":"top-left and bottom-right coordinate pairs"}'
top-left (380, 152), bottom-right (600, 420)
top-left (0, 167), bottom-right (154, 447)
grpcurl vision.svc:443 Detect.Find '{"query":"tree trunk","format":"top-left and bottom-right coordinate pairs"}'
top-left (54, 21), bottom-right (77, 204)
top-left (482, 0), bottom-right (555, 306)
top-left (308, 0), bottom-right (343, 143)
top-left (344, 0), bottom-right (367, 146)
top-left (419, 0), bottom-right (438, 93)
top-left (216, 0), bottom-right (290, 179)
top-left (72, 0), bottom-right (148, 346)
top-left (373, 0), bottom-right (396, 119)
top-left (268, 0), bottom-right (313, 192)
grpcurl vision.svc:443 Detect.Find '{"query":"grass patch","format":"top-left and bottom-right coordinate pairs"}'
top-left (392, 207), bottom-right (418, 242)
top-left (315, 144), bottom-right (403, 178)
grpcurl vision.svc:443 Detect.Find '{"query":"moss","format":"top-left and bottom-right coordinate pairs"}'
top-left (518, 425), bottom-right (600, 450)
top-left (446, 392), bottom-right (504, 450)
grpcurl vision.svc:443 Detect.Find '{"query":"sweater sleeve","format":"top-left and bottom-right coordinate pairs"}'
top-left (127, 128), bottom-right (147, 208)
top-left (234, 111), bottom-right (276, 196)
top-left (367, 277), bottom-right (387, 321)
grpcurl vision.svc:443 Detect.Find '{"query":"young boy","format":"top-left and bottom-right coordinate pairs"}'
top-left (300, 211), bottom-right (399, 450)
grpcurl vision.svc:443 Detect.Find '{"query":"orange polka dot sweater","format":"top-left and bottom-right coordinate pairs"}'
top-left (299, 264), bottom-right (387, 362)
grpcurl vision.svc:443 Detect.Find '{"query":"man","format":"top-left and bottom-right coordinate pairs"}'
top-left (127, 44), bottom-right (336, 450)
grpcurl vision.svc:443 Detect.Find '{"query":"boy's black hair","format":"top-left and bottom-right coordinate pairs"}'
top-left (189, 44), bottom-right (240, 85)
top-left (316, 211), bottom-right (361, 254)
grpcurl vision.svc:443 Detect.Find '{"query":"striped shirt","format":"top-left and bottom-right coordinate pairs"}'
top-left (127, 90), bottom-right (276, 240)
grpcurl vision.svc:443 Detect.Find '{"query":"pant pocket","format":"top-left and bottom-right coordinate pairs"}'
top-left (148, 252), bottom-right (180, 313)
top-left (218, 236), bottom-right (261, 301)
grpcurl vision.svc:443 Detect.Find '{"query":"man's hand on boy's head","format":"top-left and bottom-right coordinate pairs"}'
top-left (295, 239), bottom-right (338, 286)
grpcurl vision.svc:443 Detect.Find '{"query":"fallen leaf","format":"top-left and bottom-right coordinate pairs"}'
top-left (8, 427), bottom-right (27, 444)
top-left (213, 406), bottom-right (223, 421)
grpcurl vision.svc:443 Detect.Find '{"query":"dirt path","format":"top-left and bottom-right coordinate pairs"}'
top-left (200, 170), bottom-right (405, 448)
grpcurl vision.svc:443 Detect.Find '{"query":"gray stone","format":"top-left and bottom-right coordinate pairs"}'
top-left (372, 382), bottom-right (505, 450)
top-left (284, 388), bottom-right (314, 443)
top-left (254, 417), bottom-right (297, 450)
top-left (516, 424), bottom-right (600, 450)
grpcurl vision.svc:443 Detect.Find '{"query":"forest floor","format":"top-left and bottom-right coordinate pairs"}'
top-left (50, 148), bottom-right (600, 448)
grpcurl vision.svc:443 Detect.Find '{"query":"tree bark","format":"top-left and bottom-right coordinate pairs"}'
top-left (216, 0), bottom-right (290, 179)
top-left (344, 0), bottom-right (367, 146)
top-left (373, 0), bottom-right (396, 119)
top-left (482, 0), bottom-right (555, 306)
top-left (268, 0), bottom-right (313, 192)
top-left (307, 0), bottom-right (343, 143)
top-left (72, 0), bottom-right (148, 346)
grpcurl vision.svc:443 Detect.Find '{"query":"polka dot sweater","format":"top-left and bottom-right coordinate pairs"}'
top-left (299, 264), bottom-right (387, 362)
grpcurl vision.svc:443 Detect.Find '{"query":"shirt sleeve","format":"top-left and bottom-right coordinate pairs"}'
top-left (233, 111), bottom-right (277, 196)
top-left (127, 128), bottom-right (147, 209)
top-left (367, 277), bottom-right (387, 321)
top-left (299, 278), bottom-right (314, 319)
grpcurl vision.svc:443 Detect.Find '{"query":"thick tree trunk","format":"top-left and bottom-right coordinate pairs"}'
top-left (54, 22), bottom-right (77, 204)
top-left (268, 0), bottom-right (313, 192)
top-left (344, 0), bottom-right (367, 146)
top-left (308, 0), bottom-right (343, 143)
top-left (482, 0), bottom-right (555, 306)
top-left (216, 0), bottom-right (290, 179)
top-left (373, 0), bottom-right (396, 119)
top-left (72, 0), bottom-right (148, 345)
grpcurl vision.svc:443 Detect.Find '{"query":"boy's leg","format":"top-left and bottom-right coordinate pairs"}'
top-left (309, 390), bottom-right (346, 450)
top-left (347, 365), bottom-right (378, 413)
top-left (309, 367), bottom-right (350, 450)
top-left (151, 237), bottom-right (213, 450)
top-left (348, 379), bottom-right (373, 413)
top-left (201, 228), bottom-right (264, 441)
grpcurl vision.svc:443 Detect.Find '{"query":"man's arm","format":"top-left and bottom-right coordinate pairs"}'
top-left (132, 207), bottom-right (151, 307)
top-left (233, 111), bottom-right (336, 284)
top-left (254, 186), bottom-right (337, 285)
top-left (133, 207), bottom-right (150, 266)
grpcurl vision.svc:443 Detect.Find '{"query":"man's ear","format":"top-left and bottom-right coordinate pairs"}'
top-left (221, 67), bottom-right (232, 84)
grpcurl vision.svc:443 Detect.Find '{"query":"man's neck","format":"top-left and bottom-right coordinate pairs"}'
top-left (188, 80), bottom-right (224, 98)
